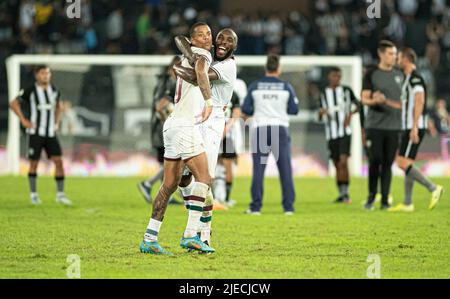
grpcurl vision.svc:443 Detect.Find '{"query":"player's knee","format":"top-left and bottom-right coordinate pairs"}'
top-left (396, 156), bottom-right (409, 170)
top-left (395, 156), bottom-right (403, 167)
top-left (163, 178), bottom-right (180, 194)
top-left (29, 160), bottom-right (39, 172)
top-left (338, 157), bottom-right (348, 169)
top-left (197, 173), bottom-right (212, 187)
top-left (179, 174), bottom-right (193, 187)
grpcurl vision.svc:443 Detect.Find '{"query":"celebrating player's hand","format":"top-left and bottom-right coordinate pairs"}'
top-left (410, 126), bottom-right (420, 144)
top-left (189, 53), bottom-right (200, 67)
top-left (20, 118), bottom-right (34, 129)
top-left (201, 105), bottom-right (213, 123)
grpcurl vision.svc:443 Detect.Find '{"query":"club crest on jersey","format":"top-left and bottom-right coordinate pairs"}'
top-left (395, 76), bottom-right (402, 85)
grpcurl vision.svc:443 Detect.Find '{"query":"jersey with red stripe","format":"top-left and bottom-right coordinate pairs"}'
top-left (166, 46), bottom-right (212, 128)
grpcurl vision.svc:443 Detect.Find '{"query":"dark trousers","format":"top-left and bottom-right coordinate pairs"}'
top-left (366, 128), bottom-right (400, 202)
top-left (249, 126), bottom-right (296, 212)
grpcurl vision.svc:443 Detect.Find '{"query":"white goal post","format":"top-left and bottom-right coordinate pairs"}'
top-left (5, 55), bottom-right (363, 176)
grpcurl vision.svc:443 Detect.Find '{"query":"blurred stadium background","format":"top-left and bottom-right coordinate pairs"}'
top-left (0, 0), bottom-right (449, 177)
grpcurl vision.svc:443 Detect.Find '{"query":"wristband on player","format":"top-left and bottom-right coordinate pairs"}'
top-left (205, 99), bottom-right (213, 107)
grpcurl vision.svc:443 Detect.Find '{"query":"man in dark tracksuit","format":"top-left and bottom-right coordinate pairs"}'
top-left (241, 54), bottom-right (299, 215)
top-left (361, 40), bottom-right (403, 210)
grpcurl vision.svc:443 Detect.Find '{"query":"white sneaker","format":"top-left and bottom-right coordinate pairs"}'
top-left (226, 199), bottom-right (237, 207)
top-left (375, 193), bottom-right (394, 205)
top-left (31, 194), bottom-right (42, 205)
top-left (245, 209), bottom-right (261, 215)
top-left (56, 195), bottom-right (72, 206)
top-left (284, 211), bottom-right (294, 216)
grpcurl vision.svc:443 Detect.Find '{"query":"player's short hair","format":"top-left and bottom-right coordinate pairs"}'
top-left (378, 40), bottom-right (396, 53)
top-left (266, 54), bottom-right (280, 73)
top-left (34, 65), bottom-right (49, 74)
top-left (190, 22), bottom-right (209, 38)
top-left (218, 28), bottom-right (238, 45)
top-left (328, 66), bottom-right (342, 75)
top-left (400, 47), bottom-right (417, 63)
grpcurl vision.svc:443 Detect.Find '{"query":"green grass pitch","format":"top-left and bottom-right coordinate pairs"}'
top-left (1, 176), bottom-right (449, 278)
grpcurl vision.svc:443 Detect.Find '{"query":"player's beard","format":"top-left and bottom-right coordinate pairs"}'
top-left (214, 46), bottom-right (234, 61)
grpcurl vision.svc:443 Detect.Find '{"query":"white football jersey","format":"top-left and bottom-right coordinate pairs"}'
top-left (166, 46), bottom-right (212, 128)
top-left (210, 57), bottom-right (237, 108)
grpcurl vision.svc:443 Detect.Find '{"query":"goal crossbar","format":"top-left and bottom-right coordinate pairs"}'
top-left (5, 54), bottom-right (363, 175)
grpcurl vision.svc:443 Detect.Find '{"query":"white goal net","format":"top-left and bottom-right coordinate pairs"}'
top-left (4, 55), bottom-right (363, 177)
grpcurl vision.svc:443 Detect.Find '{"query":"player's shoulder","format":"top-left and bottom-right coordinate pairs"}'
top-left (362, 65), bottom-right (379, 90)
top-left (409, 70), bottom-right (425, 85)
top-left (191, 46), bottom-right (212, 62)
top-left (247, 80), bottom-right (257, 89)
top-left (18, 85), bottom-right (35, 98)
top-left (23, 84), bottom-right (36, 93)
top-left (364, 64), bottom-right (379, 76)
top-left (216, 56), bottom-right (236, 64)
top-left (341, 85), bottom-right (354, 92)
top-left (283, 80), bottom-right (295, 92)
top-left (211, 57), bottom-right (237, 73)
top-left (252, 77), bottom-right (271, 89)
top-left (51, 84), bottom-right (60, 93)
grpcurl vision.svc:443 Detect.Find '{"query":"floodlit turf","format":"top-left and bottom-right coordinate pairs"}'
top-left (0, 176), bottom-right (449, 278)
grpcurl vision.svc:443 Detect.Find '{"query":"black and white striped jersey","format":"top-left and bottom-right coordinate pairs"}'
top-left (320, 85), bottom-right (359, 141)
top-left (401, 70), bottom-right (428, 130)
top-left (18, 83), bottom-right (61, 137)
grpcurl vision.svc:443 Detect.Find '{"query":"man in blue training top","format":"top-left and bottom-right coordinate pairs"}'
top-left (241, 54), bottom-right (299, 215)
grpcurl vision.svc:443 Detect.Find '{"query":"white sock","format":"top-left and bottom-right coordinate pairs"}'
top-left (57, 192), bottom-right (65, 198)
top-left (200, 189), bottom-right (214, 244)
top-left (144, 218), bottom-right (162, 242)
top-left (213, 164), bottom-right (226, 202)
top-left (30, 192), bottom-right (38, 198)
top-left (184, 182), bottom-right (208, 238)
top-left (179, 177), bottom-right (195, 208)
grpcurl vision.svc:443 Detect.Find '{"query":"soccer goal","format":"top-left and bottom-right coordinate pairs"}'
top-left (4, 55), bottom-right (363, 177)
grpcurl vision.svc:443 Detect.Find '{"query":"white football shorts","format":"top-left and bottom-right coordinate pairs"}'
top-left (163, 125), bottom-right (205, 161)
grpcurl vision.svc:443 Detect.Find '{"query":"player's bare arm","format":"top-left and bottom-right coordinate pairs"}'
top-left (410, 91), bottom-right (425, 144)
top-left (55, 100), bottom-right (63, 131)
top-left (195, 56), bottom-right (212, 100)
top-left (195, 56), bottom-right (213, 121)
top-left (174, 35), bottom-right (198, 66)
top-left (9, 98), bottom-right (34, 129)
top-left (173, 64), bottom-right (218, 85)
top-left (361, 90), bottom-right (381, 106)
top-left (318, 108), bottom-right (329, 118)
top-left (344, 101), bottom-right (361, 127)
top-left (376, 92), bottom-right (402, 110)
top-left (155, 96), bottom-right (172, 121)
